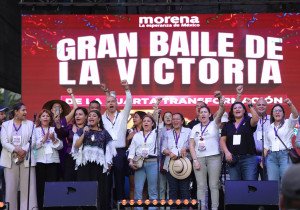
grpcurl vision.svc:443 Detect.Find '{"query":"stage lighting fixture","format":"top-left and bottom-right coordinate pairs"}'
top-left (144, 199), bottom-right (150, 205)
top-left (191, 199), bottom-right (198, 205)
top-left (167, 199), bottom-right (174, 206)
top-left (129, 199), bottom-right (134, 206)
top-left (121, 199), bottom-right (127, 206)
top-left (0, 202), bottom-right (8, 209)
top-left (160, 199), bottom-right (166, 205)
top-left (117, 199), bottom-right (200, 209)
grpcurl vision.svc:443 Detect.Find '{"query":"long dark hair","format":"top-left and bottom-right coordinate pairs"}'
top-left (74, 107), bottom-right (88, 126)
top-left (228, 102), bottom-right (248, 123)
top-left (132, 111), bottom-right (147, 129)
top-left (270, 104), bottom-right (285, 126)
top-left (10, 102), bottom-right (25, 119)
top-left (89, 110), bottom-right (104, 130)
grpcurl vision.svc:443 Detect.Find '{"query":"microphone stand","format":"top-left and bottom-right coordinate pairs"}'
top-left (154, 110), bottom-right (161, 201)
top-left (261, 117), bottom-right (265, 180)
top-left (27, 114), bottom-right (36, 210)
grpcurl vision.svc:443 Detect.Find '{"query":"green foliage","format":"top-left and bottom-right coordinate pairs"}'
top-left (0, 88), bottom-right (21, 108)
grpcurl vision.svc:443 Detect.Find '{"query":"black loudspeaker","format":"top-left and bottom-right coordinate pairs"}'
top-left (224, 181), bottom-right (279, 210)
top-left (44, 181), bottom-right (98, 209)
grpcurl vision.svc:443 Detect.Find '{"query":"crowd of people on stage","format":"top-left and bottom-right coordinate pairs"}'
top-left (0, 81), bottom-right (300, 210)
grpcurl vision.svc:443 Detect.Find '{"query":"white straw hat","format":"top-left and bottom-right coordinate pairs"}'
top-left (169, 157), bottom-right (192, 180)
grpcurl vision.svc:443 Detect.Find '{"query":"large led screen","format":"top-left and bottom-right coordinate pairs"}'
top-left (22, 14), bottom-right (300, 120)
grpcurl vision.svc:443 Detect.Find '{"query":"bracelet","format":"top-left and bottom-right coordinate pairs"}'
top-left (248, 104), bottom-right (253, 108)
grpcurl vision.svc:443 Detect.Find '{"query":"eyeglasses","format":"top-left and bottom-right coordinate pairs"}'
top-left (273, 109), bottom-right (283, 113)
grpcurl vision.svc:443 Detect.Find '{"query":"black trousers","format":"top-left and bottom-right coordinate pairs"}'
top-left (112, 148), bottom-right (127, 201)
top-left (77, 162), bottom-right (110, 210)
top-left (36, 162), bottom-right (59, 210)
top-left (63, 153), bottom-right (77, 181)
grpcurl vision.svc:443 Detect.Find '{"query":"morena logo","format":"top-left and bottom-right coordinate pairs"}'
top-left (139, 16), bottom-right (200, 24)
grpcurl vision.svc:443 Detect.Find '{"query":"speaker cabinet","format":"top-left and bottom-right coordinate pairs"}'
top-left (224, 180), bottom-right (279, 210)
top-left (43, 181), bottom-right (98, 209)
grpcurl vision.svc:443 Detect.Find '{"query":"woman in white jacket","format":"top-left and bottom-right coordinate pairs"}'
top-left (34, 109), bottom-right (63, 210)
top-left (0, 102), bottom-right (37, 210)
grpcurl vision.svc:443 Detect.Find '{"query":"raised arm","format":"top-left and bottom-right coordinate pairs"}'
top-left (214, 96), bottom-right (225, 127)
top-left (100, 83), bottom-right (111, 97)
top-left (121, 80), bottom-right (133, 116)
top-left (235, 85), bottom-right (243, 102)
top-left (65, 88), bottom-right (78, 124)
top-left (152, 97), bottom-right (163, 123)
top-left (246, 98), bottom-right (259, 127)
top-left (284, 98), bottom-right (298, 119)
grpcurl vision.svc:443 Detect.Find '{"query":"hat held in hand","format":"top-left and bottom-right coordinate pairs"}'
top-left (169, 157), bottom-right (192, 180)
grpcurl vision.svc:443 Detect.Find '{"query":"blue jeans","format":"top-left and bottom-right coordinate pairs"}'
top-left (228, 154), bottom-right (258, 180)
top-left (134, 160), bottom-right (158, 210)
top-left (266, 150), bottom-right (291, 183)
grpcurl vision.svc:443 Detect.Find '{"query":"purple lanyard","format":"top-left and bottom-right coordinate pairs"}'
top-left (13, 123), bottom-right (22, 133)
top-left (143, 131), bottom-right (152, 144)
top-left (200, 121), bottom-right (211, 137)
top-left (274, 125), bottom-right (281, 137)
top-left (173, 129), bottom-right (181, 147)
top-left (41, 127), bottom-right (49, 136)
top-left (106, 112), bottom-right (119, 127)
top-left (260, 115), bottom-right (268, 126)
top-left (235, 118), bottom-right (245, 133)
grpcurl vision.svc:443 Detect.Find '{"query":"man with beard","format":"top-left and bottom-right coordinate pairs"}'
top-left (102, 80), bottom-right (132, 205)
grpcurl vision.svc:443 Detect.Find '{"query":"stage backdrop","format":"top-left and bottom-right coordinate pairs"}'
top-left (22, 13), bottom-right (300, 121)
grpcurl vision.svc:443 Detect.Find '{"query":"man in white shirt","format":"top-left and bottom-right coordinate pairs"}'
top-left (102, 80), bottom-right (132, 203)
top-left (254, 97), bottom-right (270, 180)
